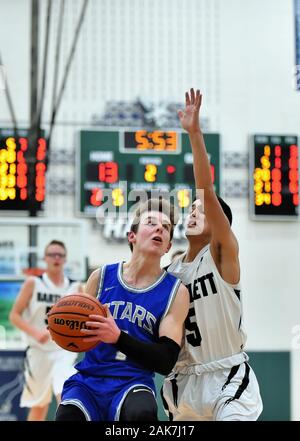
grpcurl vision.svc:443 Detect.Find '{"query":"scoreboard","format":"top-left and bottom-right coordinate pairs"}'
top-left (77, 129), bottom-right (220, 216)
top-left (250, 134), bottom-right (299, 219)
top-left (0, 128), bottom-right (47, 211)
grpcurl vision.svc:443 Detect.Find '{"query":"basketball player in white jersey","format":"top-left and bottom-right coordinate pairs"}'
top-left (162, 89), bottom-right (263, 421)
top-left (9, 240), bottom-right (83, 421)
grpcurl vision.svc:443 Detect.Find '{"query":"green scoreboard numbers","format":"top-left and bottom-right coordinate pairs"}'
top-left (77, 129), bottom-right (220, 216)
top-left (250, 135), bottom-right (299, 219)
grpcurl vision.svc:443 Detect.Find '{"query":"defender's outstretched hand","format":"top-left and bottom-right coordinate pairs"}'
top-left (178, 88), bottom-right (202, 134)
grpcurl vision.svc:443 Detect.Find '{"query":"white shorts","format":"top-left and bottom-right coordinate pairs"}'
top-left (162, 362), bottom-right (263, 421)
top-left (20, 346), bottom-right (78, 408)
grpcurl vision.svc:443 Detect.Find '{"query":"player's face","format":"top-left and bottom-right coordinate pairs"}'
top-left (44, 245), bottom-right (66, 271)
top-left (134, 211), bottom-right (172, 256)
top-left (185, 199), bottom-right (209, 237)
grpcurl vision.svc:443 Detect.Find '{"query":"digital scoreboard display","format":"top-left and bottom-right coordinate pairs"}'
top-left (0, 128), bottom-right (47, 211)
top-left (77, 129), bottom-right (220, 216)
top-left (250, 134), bottom-right (299, 219)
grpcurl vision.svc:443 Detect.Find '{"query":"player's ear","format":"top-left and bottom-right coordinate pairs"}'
top-left (165, 241), bottom-right (172, 254)
top-left (127, 231), bottom-right (136, 245)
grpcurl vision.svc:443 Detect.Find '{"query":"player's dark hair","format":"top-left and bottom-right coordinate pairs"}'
top-left (128, 198), bottom-right (178, 252)
top-left (45, 240), bottom-right (67, 255)
top-left (193, 195), bottom-right (232, 226)
top-left (216, 196), bottom-right (232, 226)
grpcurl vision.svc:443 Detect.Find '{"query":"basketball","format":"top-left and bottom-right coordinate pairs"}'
top-left (47, 293), bottom-right (106, 352)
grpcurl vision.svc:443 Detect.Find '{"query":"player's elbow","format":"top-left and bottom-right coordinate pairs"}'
top-left (9, 309), bottom-right (19, 326)
top-left (156, 352), bottom-right (179, 375)
top-left (9, 310), bottom-right (16, 325)
top-left (154, 337), bottom-right (181, 375)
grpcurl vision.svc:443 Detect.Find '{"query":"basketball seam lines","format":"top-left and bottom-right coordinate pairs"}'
top-left (48, 311), bottom-right (91, 318)
top-left (48, 327), bottom-right (97, 338)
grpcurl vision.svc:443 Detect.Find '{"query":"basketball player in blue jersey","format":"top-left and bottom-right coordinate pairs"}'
top-left (9, 240), bottom-right (82, 421)
top-left (162, 89), bottom-right (263, 421)
top-left (56, 199), bottom-right (189, 421)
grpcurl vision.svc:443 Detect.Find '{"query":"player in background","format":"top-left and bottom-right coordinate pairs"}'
top-left (162, 89), bottom-right (263, 421)
top-left (56, 199), bottom-right (189, 421)
top-left (9, 240), bottom-right (83, 421)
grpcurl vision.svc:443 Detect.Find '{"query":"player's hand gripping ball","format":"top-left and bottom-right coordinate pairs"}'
top-left (47, 293), bottom-right (106, 352)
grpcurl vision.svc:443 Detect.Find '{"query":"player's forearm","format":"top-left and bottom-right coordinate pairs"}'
top-left (188, 130), bottom-right (214, 193)
top-left (116, 331), bottom-right (180, 375)
top-left (9, 311), bottom-right (40, 339)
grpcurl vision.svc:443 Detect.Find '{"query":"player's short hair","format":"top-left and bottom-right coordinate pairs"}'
top-left (193, 195), bottom-right (232, 226)
top-left (128, 198), bottom-right (178, 252)
top-left (44, 240), bottom-right (67, 255)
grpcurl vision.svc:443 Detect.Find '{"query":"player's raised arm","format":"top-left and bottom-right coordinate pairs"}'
top-left (179, 88), bottom-right (239, 283)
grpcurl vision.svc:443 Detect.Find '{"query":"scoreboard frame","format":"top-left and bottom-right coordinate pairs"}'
top-left (76, 127), bottom-right (220, 217)
top-left (0, 128), bottom-right (47, 213)
top-left (249, 134), bottom-right (299, 220)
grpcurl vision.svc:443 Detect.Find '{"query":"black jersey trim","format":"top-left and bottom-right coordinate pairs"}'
top-left (67, 277), bottom-right (76, 284)
top-left (224, 362), bottom-right (250, 405)
top-left (238, 316), bottom-right (242, 330)
top-left (221, 364), bottom-right (240, 391)
top-left (160, 385), bottom-right (174, 421)
top-left (234, 289), bottom-right (241, 301)
top-left (170, 375), bottom-right (179, 408)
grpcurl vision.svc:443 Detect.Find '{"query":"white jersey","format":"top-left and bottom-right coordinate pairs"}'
top-left (167, 245), bottom-right (247, 370)
top-left (22, 273), bottom-right (81, 351)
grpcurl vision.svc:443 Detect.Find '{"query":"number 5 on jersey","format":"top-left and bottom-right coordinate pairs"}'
top-left (185, 306), bottom-right (202, 347)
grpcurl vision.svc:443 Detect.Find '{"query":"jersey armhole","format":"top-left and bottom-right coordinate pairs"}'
top-left (96, 265), bottom-right (106, 301)
top-left (161, 278), bottom-right (182, 319)
top-left (208, 244), bottom-right (241, 289)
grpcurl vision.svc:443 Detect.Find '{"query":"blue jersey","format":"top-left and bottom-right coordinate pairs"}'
top-left (76, 262), bottom-right (181, 379)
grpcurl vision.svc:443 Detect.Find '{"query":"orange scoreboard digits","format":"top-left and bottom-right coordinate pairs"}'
top-left (125, 130), bottom-right (177, 152)
top-left (250, 135), bottom-right (299, 219)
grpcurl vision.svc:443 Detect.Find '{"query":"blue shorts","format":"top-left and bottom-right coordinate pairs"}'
top-left (60, 372), bottom-right (156, 421)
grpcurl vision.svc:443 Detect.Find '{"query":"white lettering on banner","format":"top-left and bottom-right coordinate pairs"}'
top-left (102, 218), bottom-right (187, 241)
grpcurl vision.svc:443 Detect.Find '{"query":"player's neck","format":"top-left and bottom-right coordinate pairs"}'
top-left (184, 238), bottom-right (209, 262)
top-left (46, 270), bottom-right (65, 286)
top-left (123, 255), bottom-right (163, 288)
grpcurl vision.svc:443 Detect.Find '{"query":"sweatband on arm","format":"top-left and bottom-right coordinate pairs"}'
top-left (115, 332), bottom-right (181, 375)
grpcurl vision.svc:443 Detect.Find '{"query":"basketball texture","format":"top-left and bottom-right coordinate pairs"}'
top-left (47, 293), bottom-right (106, 352)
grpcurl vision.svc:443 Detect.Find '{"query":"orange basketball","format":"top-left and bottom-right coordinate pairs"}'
top-left (47, 293), bottom-right (106, 352)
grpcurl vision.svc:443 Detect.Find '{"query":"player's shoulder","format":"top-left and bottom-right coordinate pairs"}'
top-left (88, 267), bottom-right (102, 280)
top-left (17, 276), bottom-right (37, 300)
top-left (176, 282), bottom-right (189, 299)
top-left (166, 281), bottom-right (189, 318)
top-left (24, 275), bottom-right (39, 287)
